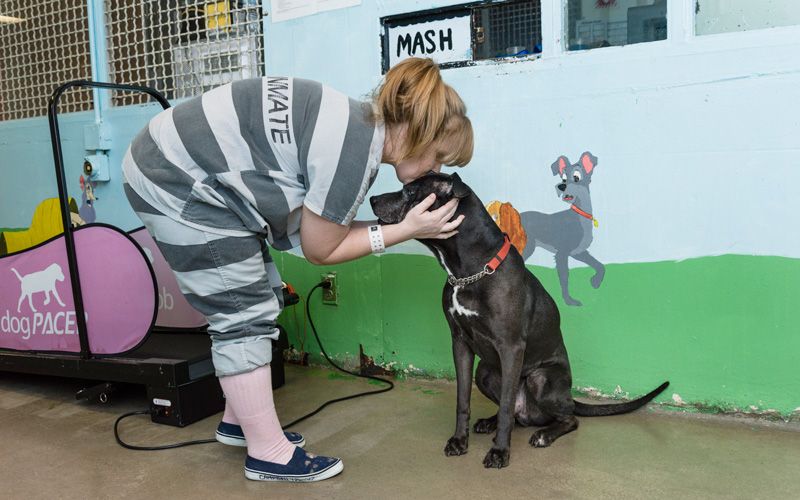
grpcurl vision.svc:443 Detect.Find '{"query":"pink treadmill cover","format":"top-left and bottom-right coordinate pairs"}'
top-left (0, 226), bottom-right (155, 354)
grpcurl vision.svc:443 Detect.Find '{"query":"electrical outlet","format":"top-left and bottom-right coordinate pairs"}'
top-left (321, 272), bottom-right (338, 305)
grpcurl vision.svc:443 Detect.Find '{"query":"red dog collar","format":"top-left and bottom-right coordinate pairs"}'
top-left (570, 204), bottom-right (599, 228)
top-left (447, 234), bottom-right (512, 287)
top-left (486, 234), bottom-right (512, 272)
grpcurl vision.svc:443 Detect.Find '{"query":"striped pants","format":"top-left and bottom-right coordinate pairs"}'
top-left (124, 185), bottom-right (283, 377)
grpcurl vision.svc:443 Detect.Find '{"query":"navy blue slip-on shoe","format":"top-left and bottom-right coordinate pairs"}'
top-left (244, 447), bottom-right (343, 482)
top-left (215, 421), bottom-right (306, 448)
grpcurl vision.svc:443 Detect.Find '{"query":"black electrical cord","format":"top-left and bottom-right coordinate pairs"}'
top-left (281, 282), bottom-right (394, 429)
top-left (114, 281), bottom-right (394, 450)
top-left (114, 410), bottom-right (216, 450)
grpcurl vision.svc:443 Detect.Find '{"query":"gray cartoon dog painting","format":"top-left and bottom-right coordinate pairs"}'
top-left (517, 152), bottom-right (605, 306)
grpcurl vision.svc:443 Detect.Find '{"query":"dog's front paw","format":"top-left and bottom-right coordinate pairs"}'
top-left (444, 435), bottom-right (469, 456)
top-left (482, 447), bottom-right (510, 469)
top-left (473, 415), bottom-right (497, 434)
top-left (564, 296), bottom-right (583, 307)
top-left (529, 430), bottom-right (554, 448)
top-left (591, 271), bottom-right (605, 289)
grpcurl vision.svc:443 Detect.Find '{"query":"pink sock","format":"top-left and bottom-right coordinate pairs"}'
top-left (218, 365), bottom-right (296, 465)
top-left (222, 400), bottom-right (239, 425)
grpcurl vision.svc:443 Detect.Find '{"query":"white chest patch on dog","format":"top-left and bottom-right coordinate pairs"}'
top-left (433, 249), bottom-right (479, 318)
top-left (450, 286), bottom-right (479, 317)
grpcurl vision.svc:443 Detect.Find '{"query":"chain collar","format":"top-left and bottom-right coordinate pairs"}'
top-left (445, 234), bottom-right (511, 287)
top-left (447, 265), bottom-right (495, 287)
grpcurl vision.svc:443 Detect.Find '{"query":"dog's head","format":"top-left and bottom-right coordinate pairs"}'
top-left (370, 172), bottom-right (471, 226)
top-left (46, 263), bottom-right (65, 282)
top-left (550, 152), bottom-right (597, 206)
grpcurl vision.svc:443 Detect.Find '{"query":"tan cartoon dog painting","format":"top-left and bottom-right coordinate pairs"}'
top-left (485, 201), bottom-right (527, 254)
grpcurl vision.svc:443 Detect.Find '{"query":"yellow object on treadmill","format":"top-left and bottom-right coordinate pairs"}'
top-left (0, 198), bottom-right (80, 256)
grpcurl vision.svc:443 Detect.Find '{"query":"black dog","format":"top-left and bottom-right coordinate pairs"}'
top-left (370, 173), bottom-right (668, 469)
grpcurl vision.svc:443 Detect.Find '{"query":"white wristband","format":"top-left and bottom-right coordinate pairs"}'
top-left (368, 224), bottom-right (385, 254)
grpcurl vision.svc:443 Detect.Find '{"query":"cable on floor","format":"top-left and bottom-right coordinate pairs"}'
top-left (114, 281), bottom-right (394, 451)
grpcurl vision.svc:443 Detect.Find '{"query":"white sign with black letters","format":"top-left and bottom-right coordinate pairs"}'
top-left (271, 0), bottom-right (361, 23)
top-left (387, 14), bottom-right (472, 68)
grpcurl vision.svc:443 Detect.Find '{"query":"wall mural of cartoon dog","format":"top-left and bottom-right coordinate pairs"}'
top-left (486, 152), bottom-right (605, 306)
top-left (485, 201), bottom-right (527, 254)
top-left (78, 175), bottom-right (97, 224)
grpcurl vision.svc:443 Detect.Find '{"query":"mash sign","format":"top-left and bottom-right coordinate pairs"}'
top-left (386, 13), bottom-right (472, 69)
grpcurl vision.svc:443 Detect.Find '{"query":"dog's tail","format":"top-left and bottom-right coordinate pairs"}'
top-left (10, 268), bottom-right (23, 281)
top-left (573, 381), bottom-right (669, 417)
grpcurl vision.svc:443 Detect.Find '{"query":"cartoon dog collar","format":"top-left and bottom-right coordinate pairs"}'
top-left (570, 204), bottom-right (599, 228)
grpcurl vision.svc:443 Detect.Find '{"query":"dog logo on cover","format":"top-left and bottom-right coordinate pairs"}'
top-left (11, 263), bottom-right (67, 313)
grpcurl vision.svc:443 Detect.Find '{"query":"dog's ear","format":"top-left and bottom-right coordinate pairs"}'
top-left (551, 156), bottom-right (570, 177)
top-left (451, 173), bottom-right (471, 199)
top-left (580, 152), bottom-right (598, 175)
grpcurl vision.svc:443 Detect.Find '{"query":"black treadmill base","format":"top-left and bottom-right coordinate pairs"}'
top-left (0, 332), bottom-right (286, 427)
top-left (148, 374), bottom-right (224, 427)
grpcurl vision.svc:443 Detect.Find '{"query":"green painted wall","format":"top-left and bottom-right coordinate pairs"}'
top-left (276, 252), bottom-right (800, 417)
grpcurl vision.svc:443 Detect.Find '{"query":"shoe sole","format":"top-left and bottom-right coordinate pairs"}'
top-left (244, 460), bottom-right (343, 482)
top-left (216, 431), bottom-right (305, 448)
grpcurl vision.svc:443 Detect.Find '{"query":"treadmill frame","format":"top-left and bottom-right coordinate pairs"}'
top-left (0, 81), bottom-right (226, 427)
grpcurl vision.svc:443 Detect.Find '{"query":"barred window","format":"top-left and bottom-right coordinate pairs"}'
top-left (105, 0), bottom-right (265, 106)
top-left (473, 0), bottom-right (542, 60)
top-left (0, 1), bottom-right (93, 121)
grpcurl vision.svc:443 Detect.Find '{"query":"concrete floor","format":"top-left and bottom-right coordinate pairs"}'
top-left (1, 365), bottom-right (799, 500)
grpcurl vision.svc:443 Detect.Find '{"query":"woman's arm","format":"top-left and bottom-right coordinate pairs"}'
top-left (300, 194), bottom-right (463, 265)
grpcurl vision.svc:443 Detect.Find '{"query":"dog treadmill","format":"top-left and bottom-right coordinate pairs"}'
top-left (0, 81), bottom-right (286, 427)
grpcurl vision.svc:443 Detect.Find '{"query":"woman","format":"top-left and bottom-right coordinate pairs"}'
top-left (122, 57), bottom-right (473, 482)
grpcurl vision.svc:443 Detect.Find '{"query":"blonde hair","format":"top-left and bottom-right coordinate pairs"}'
top-left (372, 57), bottom-right (473, 167)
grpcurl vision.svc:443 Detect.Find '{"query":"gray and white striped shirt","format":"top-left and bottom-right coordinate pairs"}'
top-left (122, 77), bottom-right (384, 250)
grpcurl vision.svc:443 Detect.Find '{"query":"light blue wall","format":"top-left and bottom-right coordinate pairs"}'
top-left (0, 103), bottom-right (162, 231)
top-left (0, 112), bottom-right (94, 227)
top-left (1, 0), bottom-right (799, 265)
top-left (264, 0), bottom-right (800, 265)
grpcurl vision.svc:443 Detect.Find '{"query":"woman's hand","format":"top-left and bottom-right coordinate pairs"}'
top-left (399, 194), bottom-right (465, 239)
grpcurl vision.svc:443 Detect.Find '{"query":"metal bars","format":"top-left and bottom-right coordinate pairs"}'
top-left (104, 0), bottom-right (265, 105)
top-left (0, 1), bottom-right (93, 121)
top-left (473, 0), bottom-right (542, 59)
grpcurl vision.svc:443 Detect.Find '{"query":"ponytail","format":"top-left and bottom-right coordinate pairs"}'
top-left (373, 57), bottom-right (473, 166)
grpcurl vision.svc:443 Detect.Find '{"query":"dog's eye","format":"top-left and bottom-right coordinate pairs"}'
top-left (572, 170), bottom-right (582, 182)
top-left (560, 174), bottom-right (567, 182)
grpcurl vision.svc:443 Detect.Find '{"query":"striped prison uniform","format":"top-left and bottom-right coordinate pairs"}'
top-left (122, 77), bottom-right (385, 376)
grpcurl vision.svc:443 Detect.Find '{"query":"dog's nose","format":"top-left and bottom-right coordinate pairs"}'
top-left (557, 183), bottom-right (567, 192)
